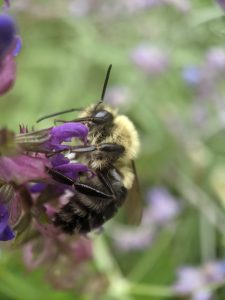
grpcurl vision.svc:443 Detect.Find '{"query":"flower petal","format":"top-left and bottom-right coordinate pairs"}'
top-left (49, 122), bottom-right (88, 148)
top-left (0, 14), bottom-right (16, 58)
top-left (0, 155), bottom-right (49, 184)
top-left (55, 163), bottom-right (90, 180)
top-left (0, 203), bottom-right (9, 234)
top-left (0, 53), bottom-right (16, 95)
top-left (0, 224), bottom-right (14, 241)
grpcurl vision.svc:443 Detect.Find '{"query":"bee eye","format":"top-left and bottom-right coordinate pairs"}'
top-left (94, 110), bottom-right (113, 124)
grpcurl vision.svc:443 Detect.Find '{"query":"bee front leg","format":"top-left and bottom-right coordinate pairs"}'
top-left (46, 167), bottom-right (113, 199)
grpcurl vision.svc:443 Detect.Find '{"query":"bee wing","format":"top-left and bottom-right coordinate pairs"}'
top-left (124, 161), bottom-right (143, 225)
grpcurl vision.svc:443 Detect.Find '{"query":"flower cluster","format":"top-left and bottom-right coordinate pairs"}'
top-left (173, 260), bottom-right (225, 300)
top-left (0, 119), bottom-right (97, 289)
top-left (0, 121), bottom-right (90, 242)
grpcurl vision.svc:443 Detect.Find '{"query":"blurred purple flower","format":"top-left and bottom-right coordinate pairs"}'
top-left (142, 187), bottom-right (181, 226)
top-left (0, 202), bottom-right (14, 241)
top-left (0, 155), bottom-right (49, 184)
top-left (173, 260), bottom-right (225, 299)
top-left (182, 66), bottom-right (202, 86)
top-left (123, 0), bottom-right (160, 13)
top-left (3, 1), bottom-right (10, 8)
top-left (105, 86), bottom-right (131, 108)
top-left (0, 14), bottom-right (21, 95)
top-left (69, 0), bottom-right (92, 17)
top-left (217, 0), bottom-right (225, 10)
top-left (131, 44), bottom-right (169, 75)
top-left (0, 14), bottom-right (16, 58)
top-left (205, 47), bottom-right (225, 71)
top-left (111, 186), bottom-right (181, 252)
top-left (111, 226), bottom-right (155, 251)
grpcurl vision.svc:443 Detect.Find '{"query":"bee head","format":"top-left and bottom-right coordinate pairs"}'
top-left (92, 109), bottom-right (113, 125)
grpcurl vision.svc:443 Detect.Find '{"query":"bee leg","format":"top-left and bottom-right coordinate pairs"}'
top-left (73, 182), bottom-right (112, 199)
top-left (45, 167), bottom-right (74, 185)
top-left (46, 167), bottom-right (113, 199)
top-left (97, 170), bottom-right (115, 196)
top-left (36, 108), bottom-right (83, 123)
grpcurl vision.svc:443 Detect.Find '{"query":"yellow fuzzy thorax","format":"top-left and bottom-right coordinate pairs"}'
top-left (79, 103), bottom-right (140, 189)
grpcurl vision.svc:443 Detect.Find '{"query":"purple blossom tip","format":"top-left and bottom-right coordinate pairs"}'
top-left (45, 122), bottom-right (88, 151)
top-left (0, 203), bottom-right (14, 241)
top-left (0, 14), bottom-right (16, 58)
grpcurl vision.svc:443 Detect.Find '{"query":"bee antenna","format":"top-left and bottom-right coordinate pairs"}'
top-left (100, 64), bottom-right (112, 102)
top-left (36, 108), bottom-right (83, 123)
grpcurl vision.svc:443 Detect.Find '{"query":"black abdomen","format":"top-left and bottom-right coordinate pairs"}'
top-left (54, 187), bottom-right (127, 234)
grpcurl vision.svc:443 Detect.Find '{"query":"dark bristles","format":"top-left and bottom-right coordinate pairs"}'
top-left (36, 108), bottom-right (83, 123)
top-left (101, 64), bottom-right (112, 102)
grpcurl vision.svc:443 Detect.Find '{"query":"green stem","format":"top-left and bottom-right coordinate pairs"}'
top-left (128, 282), bottom-right (177, 298)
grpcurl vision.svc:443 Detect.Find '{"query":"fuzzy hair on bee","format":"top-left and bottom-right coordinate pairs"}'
top-left (78, 103), bottom-right (140, 181)
top-left (39, 65), bottom-right (142, 234)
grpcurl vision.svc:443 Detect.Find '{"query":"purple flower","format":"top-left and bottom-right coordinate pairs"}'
top-left (105, 86), bottom-right (131, 108)
top-left (142, 187), bottom-right (181, 226)
top-left (173, 260), bottom-right (225, 299)
top-left (43, 122), bottom-right (88, 151)
top-left (0, 155), bottom-right (49, 184)
top-left (4, 0), bottom-right (10, 8)
top-left (0, 14), bottom-right (16, 58)
top-left (0, 202), bottom-right (14, 241)
top-left (131, 44), bottom-right (169, 75)
top-left (182, 66), bottom-right (202, 86)
top-left (0, 14), bottom-right (21, 95)
top-left (54, 163), bottom-right (90, 181)
top-left (205, 47), bottom-right (225, 71)
top-left (111, 226), bottom-right (155, 251)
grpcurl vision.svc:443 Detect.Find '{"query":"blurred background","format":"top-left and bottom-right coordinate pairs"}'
top-left (2, 0), bottom-right (225, 299)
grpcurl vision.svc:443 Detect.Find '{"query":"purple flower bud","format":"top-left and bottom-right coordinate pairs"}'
top-left (0, 202), bottom-right (14, 241)
top-left (0, 14), bottom-right (16, 58)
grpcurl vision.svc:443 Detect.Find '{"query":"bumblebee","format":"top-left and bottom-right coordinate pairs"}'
top-left (39, 65), bottom-right (141, 234)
